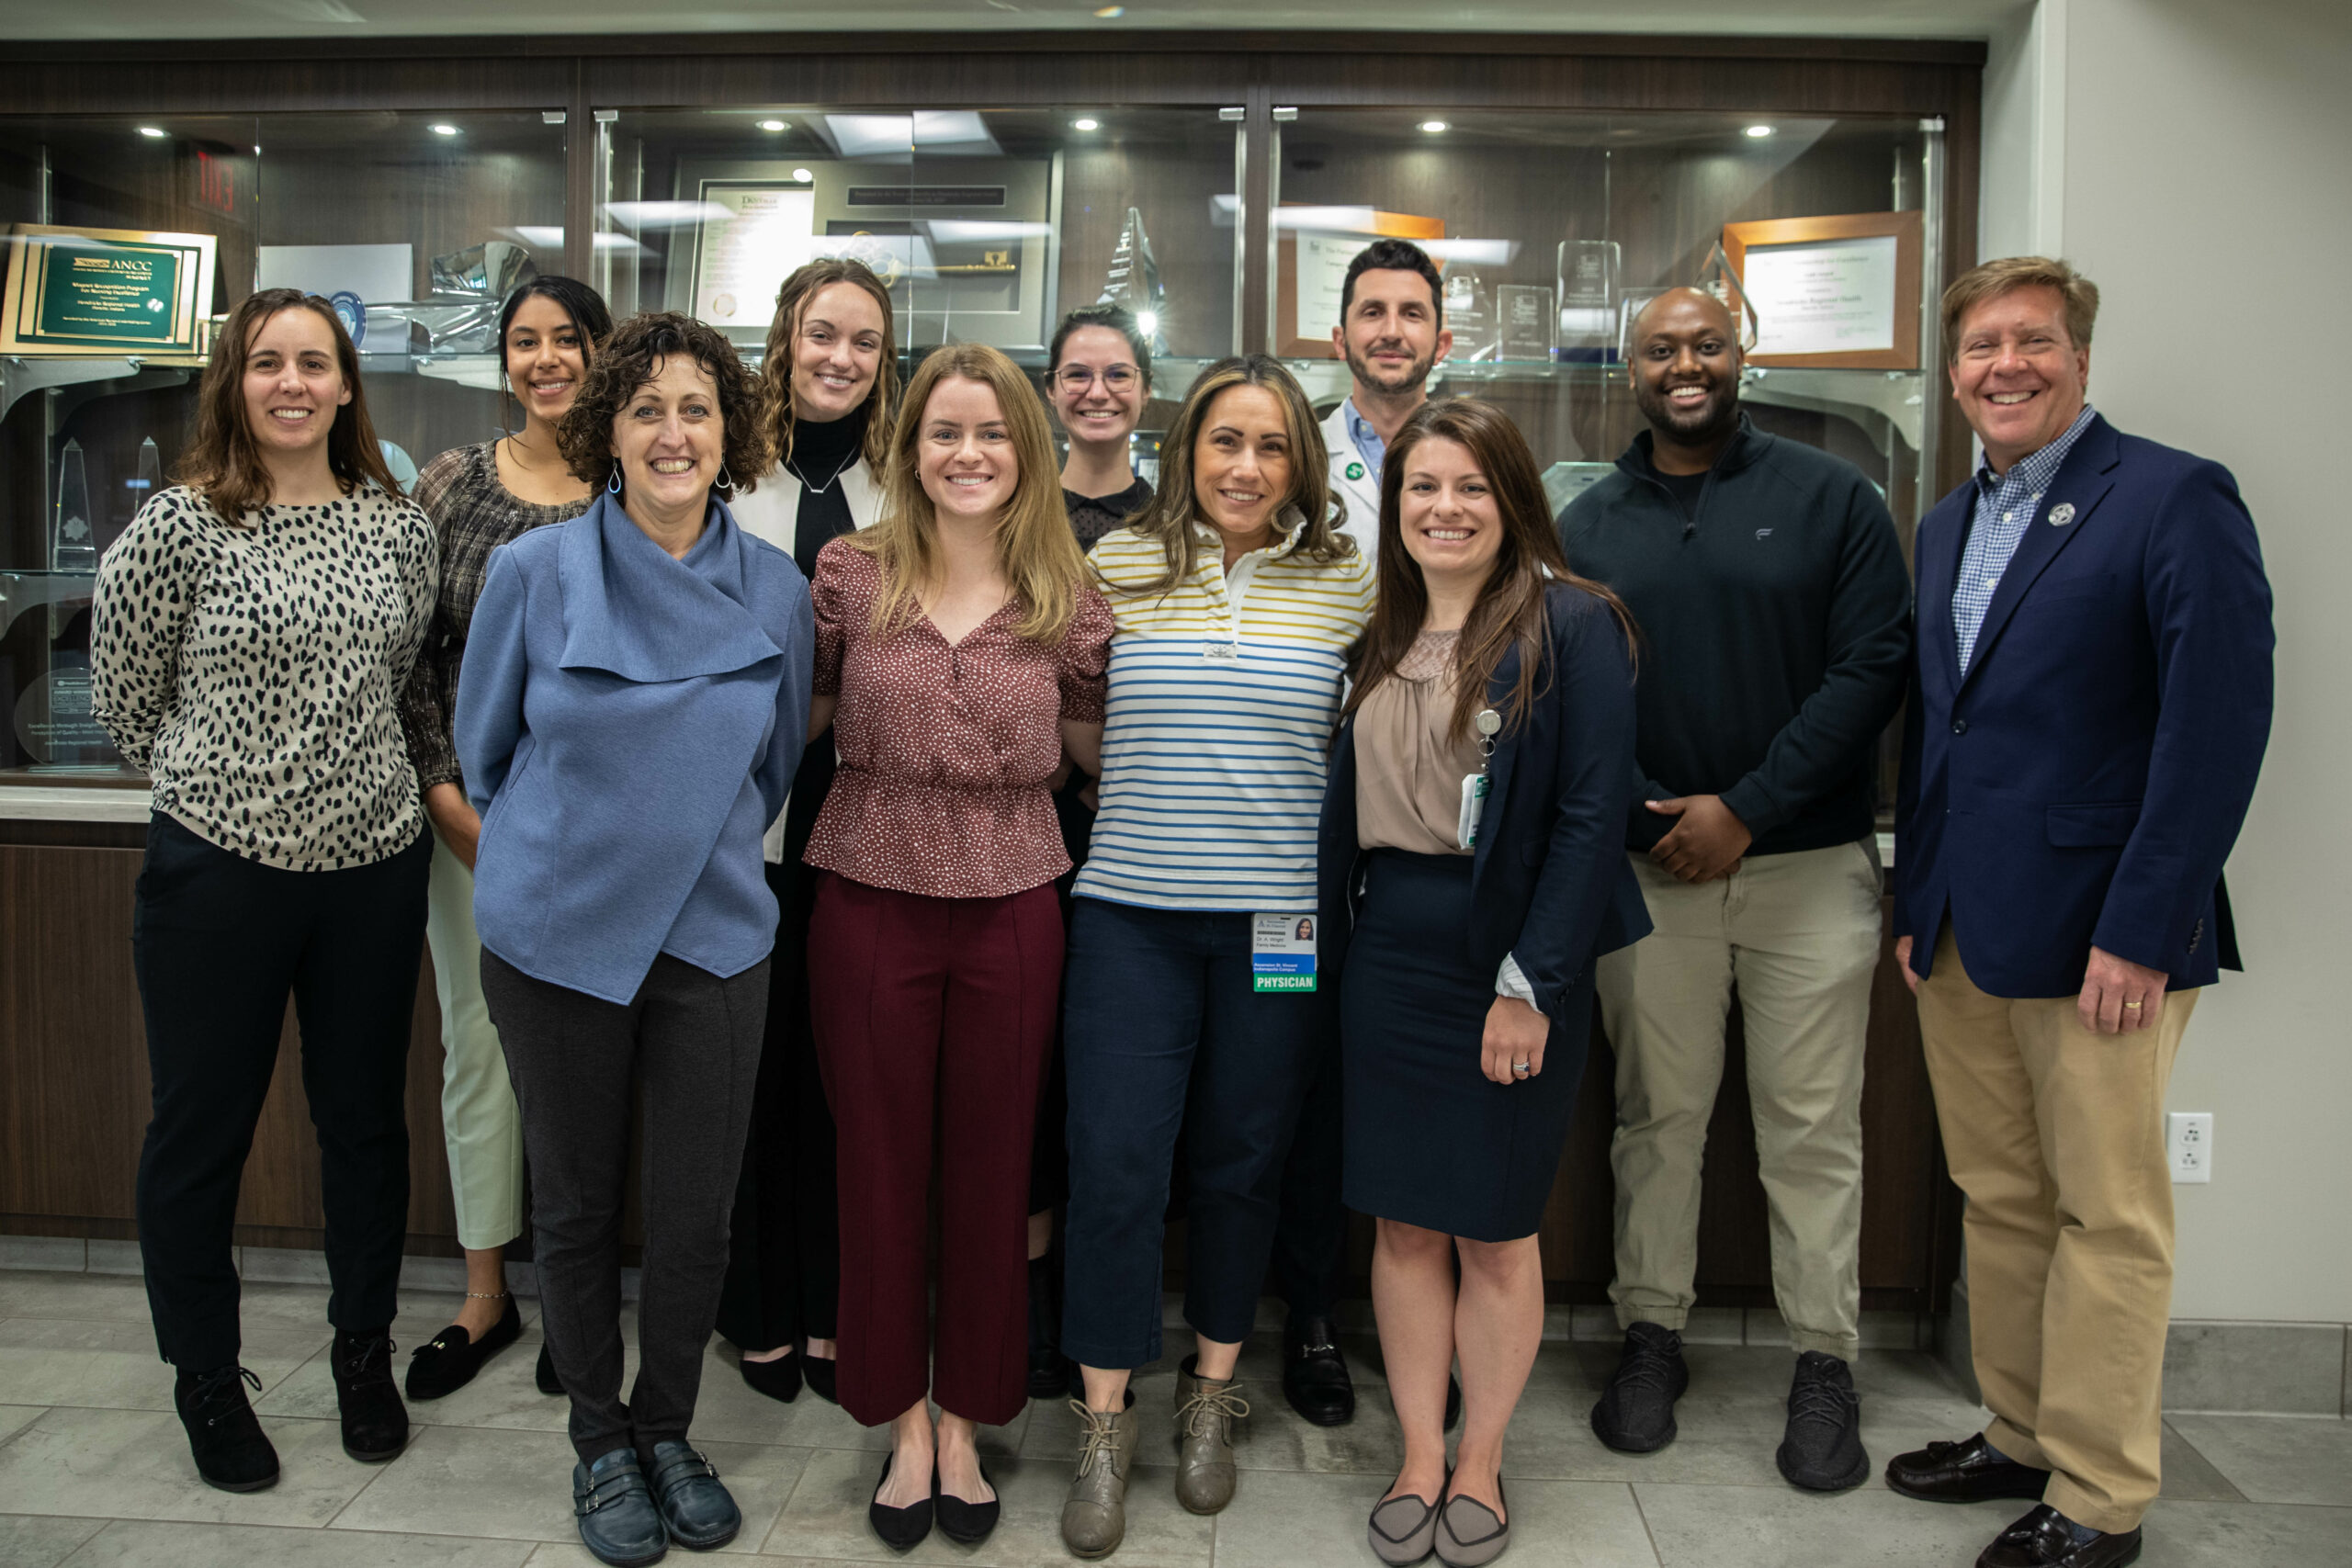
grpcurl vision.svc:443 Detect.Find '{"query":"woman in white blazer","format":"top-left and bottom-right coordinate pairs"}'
top-left (716, 257), bottom-right (899, 1407)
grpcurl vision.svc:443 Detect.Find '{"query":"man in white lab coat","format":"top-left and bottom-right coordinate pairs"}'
top-left (1317, 238), bottom-right (1453, 558)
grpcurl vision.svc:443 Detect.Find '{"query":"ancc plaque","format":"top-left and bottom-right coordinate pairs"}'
top-left (1496, 284), bottom-right (1557, 363)
top-left (2, 223), bottom-right (217, 356)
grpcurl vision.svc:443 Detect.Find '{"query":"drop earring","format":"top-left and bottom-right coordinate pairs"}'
top-left (715, 463), bottom-right (736, 492)
top-left (605, 463), bottom-right (623, 495)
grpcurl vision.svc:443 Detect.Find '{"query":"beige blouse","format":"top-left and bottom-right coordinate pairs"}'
top-left (1356, 628), bottom-right (1487, 856)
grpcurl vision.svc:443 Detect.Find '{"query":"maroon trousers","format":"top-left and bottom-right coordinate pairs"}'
top-left (808, 870), bottom-right (1061, 1427)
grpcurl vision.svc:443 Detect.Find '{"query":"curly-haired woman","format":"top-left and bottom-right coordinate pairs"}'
top-left (455, 310), bottom-right (814, 1566)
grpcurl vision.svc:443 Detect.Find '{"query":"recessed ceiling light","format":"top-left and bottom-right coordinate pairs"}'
top-left (430, 123), bottom-right (461, 137)
top-left (1071, 118), bottom-right (1101, 132)
top-left (138, 127), bottom-right (166, 139)
top-left (1745, 124), bottom-right (1775, 139)
top-left (757, 119), bottom-right (787, 132)
top-left (791, 167), bottom-right (814, 183)
top-left (1419, 119), bottom-right (1449, 134)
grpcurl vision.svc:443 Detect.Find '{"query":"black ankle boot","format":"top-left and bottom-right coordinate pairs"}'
top-left (331, 1327), bottom-right (409, 1461)
top-left (174, 1365), bottom-right (279, 1493)
top-left (1027, 1253), bottom-right (1076, 1399)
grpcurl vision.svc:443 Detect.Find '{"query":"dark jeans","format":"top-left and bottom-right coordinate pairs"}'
top-left (1272, 1037), bottom-right (1348, 1327)
top-left (482, 949), bottom-right (768, 1464)
top-left (131, 814), bottom-right (430, 1371)
top-left (1061, 896), bottom-right (1334, 1371)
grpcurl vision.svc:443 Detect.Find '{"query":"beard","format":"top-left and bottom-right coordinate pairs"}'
top-left (1344, 337), bottom-right (1437, 397)
top-left (1634, 375), bottom-right (1739, 446)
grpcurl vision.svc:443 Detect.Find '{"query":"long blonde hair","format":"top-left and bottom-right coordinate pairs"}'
top-left (848, 342), bottom-right (1087, 645)
top-left (758, 257), bottom-right (897, 477)
top-left (1118, 355), bottom-right (1355, 596)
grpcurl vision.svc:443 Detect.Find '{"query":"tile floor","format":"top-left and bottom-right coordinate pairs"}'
top-left (0, 1268), bottom-right (2346, 1567)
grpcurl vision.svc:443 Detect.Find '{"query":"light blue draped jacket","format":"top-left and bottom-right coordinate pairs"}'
top-left (455, 492), bottom-right (814, 1004)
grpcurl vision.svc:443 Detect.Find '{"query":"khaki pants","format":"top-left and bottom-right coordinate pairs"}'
top-left (1917, 927), bottom-right (2196, 1534)
top-left (1596, 840), bottom-right (1883, 1359)
top-left (424, 829), bottom-right (526, 1251)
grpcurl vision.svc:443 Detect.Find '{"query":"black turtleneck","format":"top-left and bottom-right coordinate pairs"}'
top-left (786, 403), bottom-right (869, 579)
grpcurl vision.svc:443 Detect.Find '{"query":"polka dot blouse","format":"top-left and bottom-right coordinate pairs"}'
top-left (803, 536), bottom-right (1112, 900)
top-left (91, 483), bottom-right (439, 872)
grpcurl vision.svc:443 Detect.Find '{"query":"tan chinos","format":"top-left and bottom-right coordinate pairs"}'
top-left (1596, 840), bottom-right (1884, 1359)
top-left (1917, 927), bottom-right (2197, 1535)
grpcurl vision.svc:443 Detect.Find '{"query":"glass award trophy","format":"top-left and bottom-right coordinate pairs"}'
top-left (1496, 285), bottom-right (1557, 363)
top-left (1097, 207), bottom-right (1170, 354)
top-left (1443, 270), bottom-right (1496, 362)
top-left (1556, 240), bottom-right (1620, 363)
top-left (51, 439), bottom-right (96, 573)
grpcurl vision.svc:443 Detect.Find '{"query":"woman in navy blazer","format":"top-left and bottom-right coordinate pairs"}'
top-left (1317, 400), bottom-right (1646, 1568)
top-left (455, 311), bottom-right (813, 1568)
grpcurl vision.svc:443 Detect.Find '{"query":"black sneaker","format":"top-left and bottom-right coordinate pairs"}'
top-left (1778, 1351), bottom-right (1870, 1491)
top-left (174, 1364), bottom-right (280, 1492)
top-left (330, 1327), bottom-right (409, 1461)
top-left (1590, 1322), bottom-right (1688, 1453)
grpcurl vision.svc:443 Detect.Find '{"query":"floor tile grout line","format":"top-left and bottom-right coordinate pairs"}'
top-left (1625, 1478), bottom-right (1669, 1567)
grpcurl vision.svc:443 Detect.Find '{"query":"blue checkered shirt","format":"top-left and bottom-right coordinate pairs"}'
top-left (1341, 398), bottom-right (1386, 475)
top-left (1953, 403), bottom-right (2098, 673)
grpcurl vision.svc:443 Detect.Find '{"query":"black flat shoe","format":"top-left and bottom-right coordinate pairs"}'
top-left (404, 1296), bottom-right (523, 1401)
top-left (934, 1456), bottom-right (1001, 1546)
top-left (867, 1454), bottom-right (933, 1551)
top-left (536, 1339), bottom-right (563, 1396)
top-left (738, 1348), bottom-right (801, 1404)
top-left (802, 1352), bottom-right (838, 1406)
top-left (330, 1327), bottom-right (408, 1462)
top-left (1283, 1315), bottom-right (1355, 1427)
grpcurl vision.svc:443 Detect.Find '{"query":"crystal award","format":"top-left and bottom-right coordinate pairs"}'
top-left (1556, 241), bottom-right (1620, 363)
top-left (1097, 207), bottom-right (1170, 354)
top-left (1443, 270), bottom-right (1496, 362)
top-left (51, 439), bottom-right (96, 573)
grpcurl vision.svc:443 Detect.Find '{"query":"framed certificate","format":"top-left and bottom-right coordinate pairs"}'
top-left (1274, 207), bottom-right (1445, 359)
top-left (2, 223), bottom-right (217, 356)
top-left (1720, 211), bottom-right (1923, 370)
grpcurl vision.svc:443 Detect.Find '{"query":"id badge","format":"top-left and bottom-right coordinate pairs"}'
top-left (1458, 772), bottom-right (1492, 851)
top-left (1251, 912), bottom-right (1317, 992)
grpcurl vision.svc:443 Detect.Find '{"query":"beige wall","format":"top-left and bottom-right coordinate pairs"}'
top-left (1980, 0), bottom-right (2352, 1323)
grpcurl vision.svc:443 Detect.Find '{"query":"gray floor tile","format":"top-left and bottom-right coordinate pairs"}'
top-left (2165, 1416), bottom-right (2352, 1506)
top-left (0, 1271), bottom-right (341, 1339)
top-left (0, 1409), bottom-right (40, 1449)
top-left (2160, 1419), bottom-right (2248, 1503)
top-left (760, 1445), bottom-right (1215, 1566)
top-left (1635, 1478), bottom-right (2017, 1567)
top-left (0, 1241), bottom-right (85, 1273)
top-left (0, 1407), bottom-right (374, 1527)
top-left (2165, 1322), bottom-right (2346, 1416)
top-left (256, 1302), bottom-right (565, 1434)
top-left (1215, 1467), bottom-right (1658, 1568)
top-left (0, 1317), bottom-right (322, 1414)
top-left (61, 1519), bottom-right (535, 1566)
top-left (2140, 1497), bottom-right (2352, 1567)
top-left (0, 1516), bottom-right (103, 1568)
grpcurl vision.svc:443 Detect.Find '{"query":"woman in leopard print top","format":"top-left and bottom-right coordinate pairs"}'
top-left (88, 288), bottom-right (437, 1497)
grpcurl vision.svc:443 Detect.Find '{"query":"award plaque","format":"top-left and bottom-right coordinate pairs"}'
top-left (51, 439), bottom-right (95, 573)
top-left (2, 223), bottom-right (216, 356)
top-left (1555, 240), bottom-right (1620, 363)
top-left (1496, 284), bottom-right (1556, 363)
top-left (1442, 270), bottom-right (1495, 362)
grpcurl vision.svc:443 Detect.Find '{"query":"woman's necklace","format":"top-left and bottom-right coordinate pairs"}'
top-left (786, 445), bottom-right (859, 496)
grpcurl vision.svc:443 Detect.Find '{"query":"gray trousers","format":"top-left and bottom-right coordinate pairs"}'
top-left (481, 949), bottom-right (768, 1463)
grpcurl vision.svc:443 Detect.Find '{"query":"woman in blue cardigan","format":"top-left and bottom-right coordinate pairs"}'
top-left (456, 311), bottom-right (813, 1568)
top-left (1317, 399), bottom-right (1645, 1568)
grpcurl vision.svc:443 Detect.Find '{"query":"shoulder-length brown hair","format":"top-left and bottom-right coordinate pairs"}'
top-left (1116, 355), bottom-right (1356, 597)
top-left (1344, 398), bottom-right (1635, 740)
top-left (758, 257), bottom-right (898, 479)
top-left (174, 288), bottom-right (398, 522)
top-left (558, 310), bottom-right (768, 499)
top-left (848, 342), bottom-right (1087, 645)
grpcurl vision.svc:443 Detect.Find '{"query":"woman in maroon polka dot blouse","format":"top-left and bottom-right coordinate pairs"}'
top-left (802, 342), bottom-right (1112, 1551)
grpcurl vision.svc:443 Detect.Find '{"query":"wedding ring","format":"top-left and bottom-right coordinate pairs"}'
top-left (2122, 1000), bottom-right (2143, 1010)
top-left (1511, 1061), bottom-right (1532, 1075)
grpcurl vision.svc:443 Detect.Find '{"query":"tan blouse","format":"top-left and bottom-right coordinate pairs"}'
top-left (1356, 628), bottom-right (1487, 856)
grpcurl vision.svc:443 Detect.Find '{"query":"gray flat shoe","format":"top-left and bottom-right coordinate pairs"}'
top-left (1435, 1484), bottom-right (1510, 1568)
top-left (1369, 1490), bottom-right (1442, 1566)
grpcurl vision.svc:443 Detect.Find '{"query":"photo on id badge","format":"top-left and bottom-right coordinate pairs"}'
top-left (1252, 913), bottom-right (1316, 992)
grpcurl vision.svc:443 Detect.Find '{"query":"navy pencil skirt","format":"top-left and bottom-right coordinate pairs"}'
top-left (1340, 849), bottom-right (1593, 1243)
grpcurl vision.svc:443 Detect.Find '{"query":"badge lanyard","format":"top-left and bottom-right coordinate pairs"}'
top-left (1457, 706), bottom-right (1502, 851)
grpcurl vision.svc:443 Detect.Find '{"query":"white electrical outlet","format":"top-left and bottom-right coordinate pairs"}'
top-left (2167, 1112), bottom-right (2214, 1184)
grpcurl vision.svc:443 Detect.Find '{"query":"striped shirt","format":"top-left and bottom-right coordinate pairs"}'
top-left (1076, 522), bottom-right (1376, 912)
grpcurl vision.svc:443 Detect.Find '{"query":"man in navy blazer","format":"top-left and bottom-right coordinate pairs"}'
top-left (1884, 258), bottom-right (2273, 1568)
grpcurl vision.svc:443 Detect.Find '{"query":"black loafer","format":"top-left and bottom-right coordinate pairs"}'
top-left (573, 1448), bottom-right (668, 1567)
top-left (738, 1348), bottom-right (801, 1404)
top-left (536, 1339), bottom-right (563, 1396)
top-left (330, 1327), bottom-right (408, 1461)
top-left (934, 1456), bottom-right (1001, 1546)
top-left (405, 1296), bottom-right (523, 1401)
top-left (174, 1364), bottom-right (279, 1493)
top-left (868, 1453), bottom-right (933, 1550)
top-left (1887, 1432), bottom-right (2053, 1504)
top-left (1283, 1316), bottom-right (1355, 1427)
top-left (1977, 1504), bottom-right (2143, 1568)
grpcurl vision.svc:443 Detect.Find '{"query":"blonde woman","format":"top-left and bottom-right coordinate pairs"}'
top-left (803, 342), bottom-right (1113, 1551)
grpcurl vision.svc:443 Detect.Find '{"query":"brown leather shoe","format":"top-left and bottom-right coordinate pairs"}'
top-left (1886, 1432), bottom-right (2052, 1504)
top-left (1976, 1504), bottom-right (2143, 1568)
top-left (1061, 1395), bottom-right (1141, 1560)
top-left (1172, 1356), bottom-right (1249, 1514)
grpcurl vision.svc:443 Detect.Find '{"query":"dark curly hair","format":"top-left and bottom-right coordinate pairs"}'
top-left (559, 310), bottom-right (766, 497)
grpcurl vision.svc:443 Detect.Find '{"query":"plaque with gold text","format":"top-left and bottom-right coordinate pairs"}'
top-left (2, 224), bottom-right (217, 356)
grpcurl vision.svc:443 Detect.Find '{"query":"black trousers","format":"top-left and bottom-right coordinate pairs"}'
top-left (484, 949), bottom-right (768, 1464)
top-left (132, 813), bottom-right (430, 1371)
top-left (1272, 1035), bottom-right (1348, 1325)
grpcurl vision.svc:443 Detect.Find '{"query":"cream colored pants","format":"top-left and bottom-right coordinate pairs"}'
top-left (1596, 840), bottom-right (1883, 1359)
top-left (424, 829), bottom-right (526, 1251)
top-left (1918, 927), bottom-right (2197, 1534)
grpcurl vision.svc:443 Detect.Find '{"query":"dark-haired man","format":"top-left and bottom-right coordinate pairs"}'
top-left (1319, 237), bottom-right (1453, 555)
top-left (1559, 287), bottom-right (1911, 1491)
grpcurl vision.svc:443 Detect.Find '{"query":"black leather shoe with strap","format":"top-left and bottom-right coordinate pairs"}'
top-left (572, 1448), bottom-right (668, 1568)
top-left (1283, 1315), bottom-right (1356, 1427)
top-left (1887, 1432), bottom-right (2054, 1504)
top-left (647, 1439), bottom-right (741, 1551)
top-left (1976, 1505), bottom-right (2144, 1568)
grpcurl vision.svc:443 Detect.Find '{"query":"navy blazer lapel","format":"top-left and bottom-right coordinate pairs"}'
top-left (1958, 417), bottom-right (2120, 696)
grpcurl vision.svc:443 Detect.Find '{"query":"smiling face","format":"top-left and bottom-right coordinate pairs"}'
top-left (1191, 383), bottom-right (1295, 549)
top-left (1630, 288), bottom-right (1741, 454)
top-left (790, 280), bottom-right (888, 423)
top-left (1049, 323), bottom-right (1147, 453)
top-left (240, 305), bottom-right (351, 459)
top-left (1949, 284), bottom-right (2091, 473)
top-left (613, 355), bottom-right (722, 517)
top-left (504, 293), bottom-right (589, 428)
top-left (1398, 434), bottom-right (1506, 587)
top-left (917, 375), bottom-right (1016, 524)
top-left (1334, 266), bottom-right (1451, 399)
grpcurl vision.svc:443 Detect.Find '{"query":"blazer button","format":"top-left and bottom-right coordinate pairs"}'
top-left (1951, 718), bottom-right (1969, 735)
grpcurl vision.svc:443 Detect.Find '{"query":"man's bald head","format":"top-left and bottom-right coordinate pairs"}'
top-left (1628, 287), bottom-right (1743, 466)
top-left (1631, 287), bottom-right (1738, 346)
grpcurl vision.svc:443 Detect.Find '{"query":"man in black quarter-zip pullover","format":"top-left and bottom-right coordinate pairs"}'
top-left (1558, 288), bottom-right (1911, 1495)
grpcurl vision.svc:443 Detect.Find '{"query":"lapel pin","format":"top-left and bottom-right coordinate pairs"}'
top-left (2048, 502), bottom-right (2075, 526)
